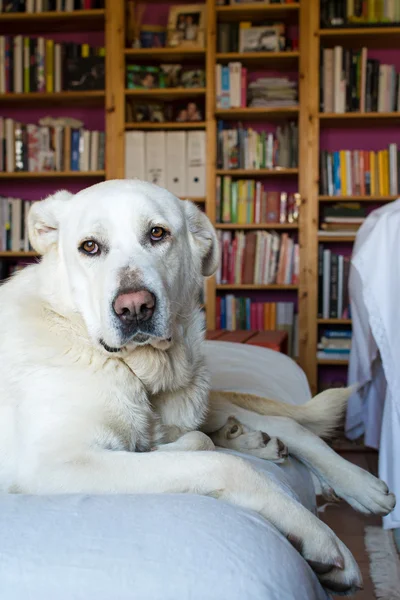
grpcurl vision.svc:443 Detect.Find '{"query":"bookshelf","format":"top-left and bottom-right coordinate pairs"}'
top-left (0, 3), bottom-right (108, 273)
top-left (304, 0), bottom-right (400, 392)
top-left (102, 0), bottom-right (312, 380)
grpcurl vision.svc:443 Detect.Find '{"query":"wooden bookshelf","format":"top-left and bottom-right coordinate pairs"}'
top-left (319, 112), bottom-right (400, 126)
top-left (215, 223), bottom-right (299, 230)
top-left (318, 235), bottom-right (356, 242)
top-left (125, 47), bottom-right (206, 62)
top-left (317, 358), bottom-right (349, 366)
top-left (0, 91), bottom-right (105, 106)
top-left (0, 251), bottom-right (39, 258)
top-left (125, 88), bottom-right (206, 99)
top-left (318, 319), bottom-right (352, 325)
top-left (216, 284), bottom-right (299, 291)
top-left (319, 26), bottom-right (400, 48)
top-left (0, 9), bottom-right (105, 33)
top-left (216, 51), bottom-right (299, 68)
top-left (216, 168), bottom-right (299, 177)
top-left (125, 122), bottom-right (206, 130)
top-left (0, 171), bottom-right (105, 179)
top-left (215, 106), bottom-right (299, 120)
top-left (319, 195), bottom-right (398, 202)
top-left (216, 2), bottom-right (300, 21)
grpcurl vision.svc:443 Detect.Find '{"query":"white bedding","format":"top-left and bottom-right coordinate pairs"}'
top-left (0, 343), bottom-right (328, 599)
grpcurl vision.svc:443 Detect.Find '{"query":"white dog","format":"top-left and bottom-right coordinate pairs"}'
top-left (0, 180), bottom-right (395, 596)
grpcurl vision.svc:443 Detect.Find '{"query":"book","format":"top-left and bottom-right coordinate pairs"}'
top-left (217, 121), bottom-right (298, 171)
top-left (0, 117), bottom-right (104, 173)
top-left (216, 229), bottom-right (299, 286)
top-left (319, 147), bottom-right (399, 197)
top-left (320, 247), bottom-right (351, 319)
top-left (0, 34), bottom-right (104, 93)
top-left (321, 45), bottom-right (400, 113)
top-left (215, 296), bottom-right (298, 357)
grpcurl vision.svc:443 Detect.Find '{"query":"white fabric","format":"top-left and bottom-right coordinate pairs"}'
top-left (346, 199), bottom-right (400, 529)
top-left (205, 340), bottom-right (311, 406)
top-left (0, 344), bottom-right (325, 599)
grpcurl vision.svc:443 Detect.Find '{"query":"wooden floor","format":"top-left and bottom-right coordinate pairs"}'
top-left (319, 450), bottom-right (381, 600)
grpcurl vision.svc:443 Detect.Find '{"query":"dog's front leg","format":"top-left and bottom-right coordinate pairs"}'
top-left (212, 406), bottom-right (396, 517)
top-left (26, 448), bottom-right (361, 594)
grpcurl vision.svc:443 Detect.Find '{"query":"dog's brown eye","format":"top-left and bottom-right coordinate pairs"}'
top-left (80, 240), bottom-right (100, 255)
top-left (150, 227), bottom-right (166, 242)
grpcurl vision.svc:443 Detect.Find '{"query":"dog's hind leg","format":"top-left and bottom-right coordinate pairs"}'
top-left (209, 417), bottom-right (288, 463)
top-left (207, 403), bottom-right (396, 518)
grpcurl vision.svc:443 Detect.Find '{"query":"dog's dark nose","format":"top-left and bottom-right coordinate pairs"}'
top-left (113, 290), bottom-right (155, 324)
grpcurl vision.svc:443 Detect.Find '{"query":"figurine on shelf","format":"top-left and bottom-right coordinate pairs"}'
top-left (126, 0), bottom-right (145, 48)
top-left (176, 101), bottom-right (202, 122)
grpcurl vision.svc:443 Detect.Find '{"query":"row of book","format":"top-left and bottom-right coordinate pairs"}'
top-left (318, 247), bottom-right (351, 320)
top-left (215, 64), bottom-right (298, 110)
top-left (216, 230), bottom-right (299, 286)
top-left (1, 0), bottom-right (104, 11)
top-left (321, 47), bottom-right (400, 114)
top-left (317, 329), bottom-right (351, 362)
top-left (217, 21), bottom-right (290, 54)
top-left (125, 130), bottom-right (205, 198)
top-left (216, 1), bottom-right (296, 6)
top-left (0, 118), bottom-right (105, 172)
top-left (319, 202), bottom-right (366, 236)
top-left (0, 36), bottom-right (105, 94)
top-left (320, 146), bottom-right (400, 197)
top-left (217, 121), bottom-right (298, 170)
top-left (216, 179), bottom-right (300, 225)
top-left (321, 0), bottom-right (400, 27)
top-left (0, 196), bottom-right (33, 252)
top-left (216, 297), bottom-right (298, 357)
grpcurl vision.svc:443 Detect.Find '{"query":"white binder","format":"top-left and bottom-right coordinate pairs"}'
top-left (145, 131), bottom-right (166, 188)
top-left (125, 131), bottom-right (145, 180)
top-left (166, 131), bottom-right (187, 197)
top-left (187, 131), bottom-right (206, 197)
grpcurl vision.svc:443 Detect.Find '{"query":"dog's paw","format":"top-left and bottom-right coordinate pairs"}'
top-left (255, 435), bottom-right (288, 463)
top-left (289, 524), bottom-right (363, 596)
top-left (317, 535), bottom-right (363, 596)
top-left (333, 469), bottom-right (396, 516)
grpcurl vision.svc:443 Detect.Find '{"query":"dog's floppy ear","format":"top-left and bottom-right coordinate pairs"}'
top-left (184, 201), bottom-right (219, 277)
top-left (28, 190), bottom-right (73, 255)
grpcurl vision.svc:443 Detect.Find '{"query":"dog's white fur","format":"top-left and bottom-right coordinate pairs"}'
top-left (0, 180), bottom-right (395, 595)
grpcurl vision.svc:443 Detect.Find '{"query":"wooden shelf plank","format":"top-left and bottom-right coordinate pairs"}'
top-left (319, 111), bottom-right (400, 126)
top-left (0, 171), bottom-right (105, 179)
top-left (125, 121), bottom-right (206, 130)
top-left (216, 51), bottom-right (299, 68)
top-left (318, 319), bottom-right (352, 325)
top-left (319, 195), bottom-right (398, 202)
top-left (318, 235), bottom-right (356, 242)
top-left (0, 91), bottom-right (105, 106)
top-left (215, 106), bottom-right (299, 120)
top-left (216, 168), bottom-right (299, 177)
top-left (319, 26), bottom-right (400, 48)
top-left (0, 9), bottom-right (105, 33)
top-left (216, 284), bottom-right (298, 291)
top-left (0, 251), bottom-right (39, 258)
top-left (215, 223), bottom-right (299, 230)
top-left (317, 358), bottom-right (349, 366)
top-left (125, 88), bottom-right (206, 100)
top-left (216, 3), bottom-right (300, 21)
top-left (125, 47), bottom-right (206, 62)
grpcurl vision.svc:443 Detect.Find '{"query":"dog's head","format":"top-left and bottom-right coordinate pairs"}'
top-left (28, 180), bottom-right (218, 353)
